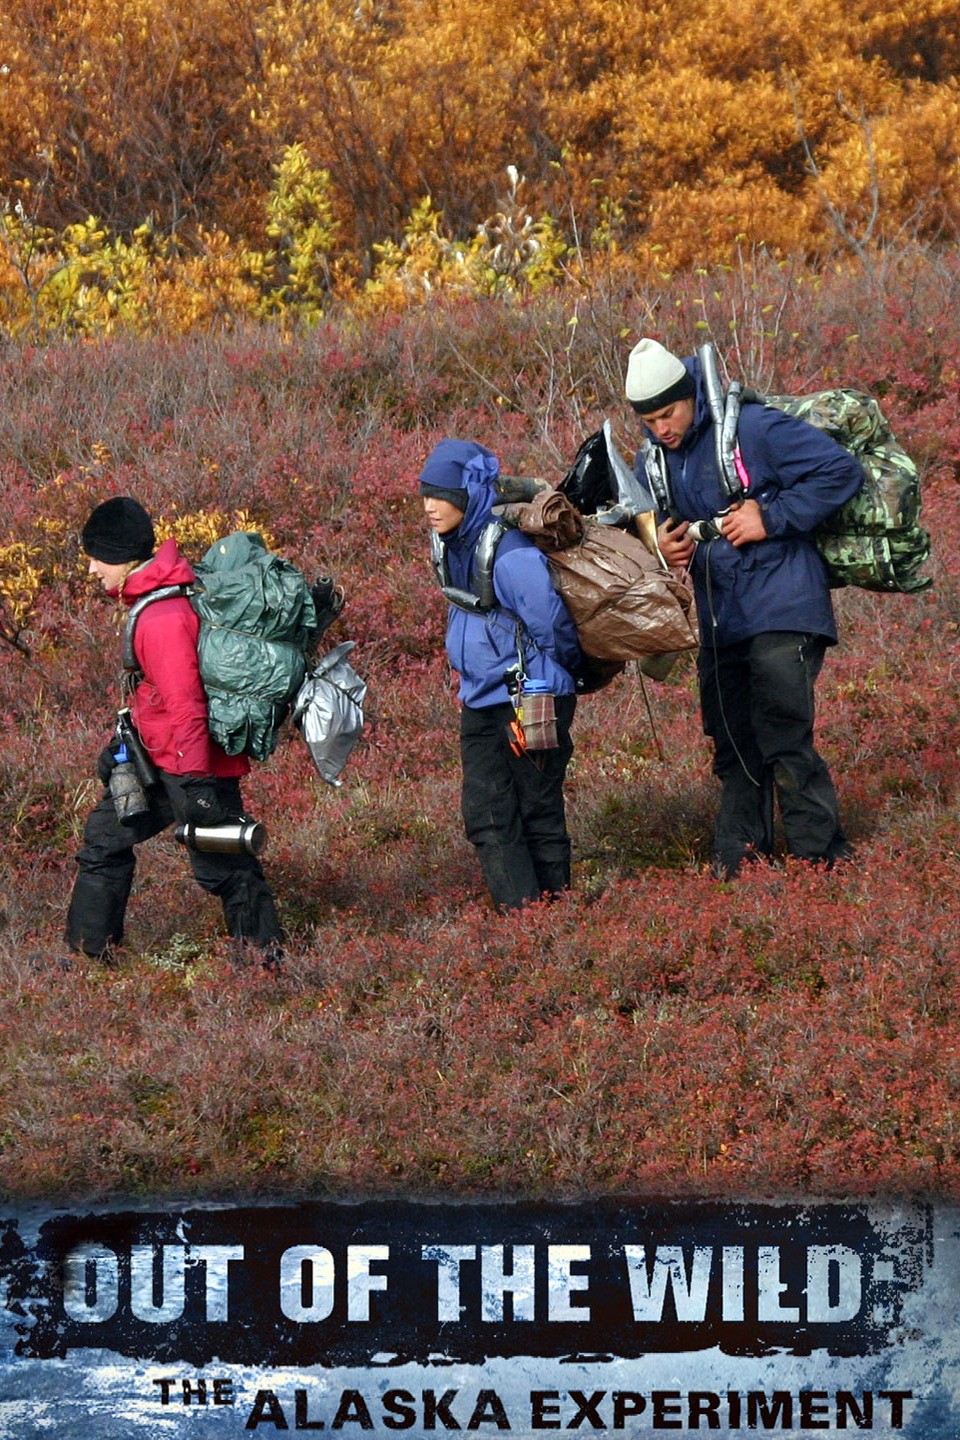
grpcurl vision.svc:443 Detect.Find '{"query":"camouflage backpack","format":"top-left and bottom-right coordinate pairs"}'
top-left (699, 344), bottom-right (932, 594)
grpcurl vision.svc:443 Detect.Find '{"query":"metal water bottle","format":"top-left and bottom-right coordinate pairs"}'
top-left (108, 743), bottom-right (151, 825)
top-left (175, 820), bottom-right (268, 856)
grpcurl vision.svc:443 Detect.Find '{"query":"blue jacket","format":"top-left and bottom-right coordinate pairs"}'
top-left (635, 355), bottom-right (864, 646)
top-left (425, 440), bottom-right (582, 707)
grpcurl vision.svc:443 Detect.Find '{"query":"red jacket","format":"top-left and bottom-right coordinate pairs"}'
top-left (117, 540), bottom-right (249, 778)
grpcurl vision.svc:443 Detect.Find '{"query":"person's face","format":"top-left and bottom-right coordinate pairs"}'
top-left (87, 555), bottom-right (137, 592)
top-left (638, 397), bottom-right (695, 449)
top-left (422, 497), bottom-right (465, 535)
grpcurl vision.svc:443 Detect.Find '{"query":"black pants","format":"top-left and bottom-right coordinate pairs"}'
top-left (698, 631), bottom-right (849, 875)
top-left (460, 697), bottom-right (576, 910)
top-left (66, 772), bottom-right (282, 957)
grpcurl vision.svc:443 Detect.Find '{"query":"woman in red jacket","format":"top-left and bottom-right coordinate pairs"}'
top-left (66, 497), bottom-right (282, 965)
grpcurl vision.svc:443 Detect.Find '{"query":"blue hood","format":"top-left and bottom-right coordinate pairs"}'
top-left (419, 439), bottom-right (500, 545)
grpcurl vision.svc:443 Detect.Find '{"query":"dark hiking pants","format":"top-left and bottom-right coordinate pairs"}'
top-left (698, 631), bottom-right (849, 876)
top-left (460, 697), bottom-right (576, 911)
top-left (66, 772), bottom-right (282, 958)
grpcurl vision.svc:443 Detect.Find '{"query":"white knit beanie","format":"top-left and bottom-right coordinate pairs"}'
top-left (625, 338), bottom-right (696, 411)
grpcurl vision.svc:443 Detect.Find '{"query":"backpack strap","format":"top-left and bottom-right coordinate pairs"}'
top-left (430, 519), bottom-right (508, 613)
top-left (430, 521), bottom-right (552, 686)
top-left (121, 585), bottom-right (192, 674)
top-left (640, 437), bottom-right (675, 518)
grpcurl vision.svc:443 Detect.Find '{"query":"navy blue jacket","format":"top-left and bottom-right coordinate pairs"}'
top-left (426, 441), bottom-right (582, 707)
top-left (635, 355), bottom-right (864, 646)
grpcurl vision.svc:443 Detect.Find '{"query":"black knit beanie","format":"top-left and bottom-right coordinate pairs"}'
top-left (82, 497), bottom-right (156, 564)
top-left (419, 480), bottom-right (469, 509)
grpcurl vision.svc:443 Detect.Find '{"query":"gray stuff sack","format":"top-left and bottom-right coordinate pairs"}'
top-left (291, 640), bottom-right (367, 786)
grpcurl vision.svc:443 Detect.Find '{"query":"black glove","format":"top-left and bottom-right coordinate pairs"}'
top-left (179, 777), bottom-right (229, 826)
top-left (97, 740), bottom-right (121, 786)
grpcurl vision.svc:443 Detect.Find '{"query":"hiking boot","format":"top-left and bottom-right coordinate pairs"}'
top-left (786, 839), bottom-right (856, 872)
top-left (824, 840), bottom-right (856, 869)
top-left (710, 848), bottom-right (771, 881)
top-left (230, 938), bottom-right (284, 972)
top-left (25, 951), bottom-right (74, 974)
top-left (65, 941), bottom-right (125, 967)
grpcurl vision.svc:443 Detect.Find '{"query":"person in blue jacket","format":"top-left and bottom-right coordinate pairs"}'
top-left (419, 438), bottom-right (583, 910)
top-left (625, 338), bottom-right (864, 878)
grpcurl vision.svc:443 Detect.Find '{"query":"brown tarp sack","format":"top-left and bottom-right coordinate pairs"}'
top-left (498, 488), bottom-right (585, 549)
top-left (497, 491), bottom-right (698, 662)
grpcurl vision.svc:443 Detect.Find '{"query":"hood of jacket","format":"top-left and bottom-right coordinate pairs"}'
top-left (422, 439), bottom-right (500, 547)
top-left (117, 538), bottom-right (196, 603)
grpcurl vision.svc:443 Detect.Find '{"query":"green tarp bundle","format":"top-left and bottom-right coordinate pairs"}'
top-left (192, 532), bottom-right (318, 761)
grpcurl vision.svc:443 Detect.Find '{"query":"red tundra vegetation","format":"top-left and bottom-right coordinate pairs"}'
top-left (0, 251), bottom-right (958, 1204)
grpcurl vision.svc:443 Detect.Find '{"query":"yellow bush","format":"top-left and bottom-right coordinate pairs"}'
top-left (0, 0), bottom-right (957, 324)
top-left (155, 509), bottom-right (277, 558)
top-left (0, 541), bottom-right (44, 634)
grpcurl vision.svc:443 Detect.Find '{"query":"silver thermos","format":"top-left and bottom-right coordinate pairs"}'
top-left (175, 820), bottom-right (267, 856)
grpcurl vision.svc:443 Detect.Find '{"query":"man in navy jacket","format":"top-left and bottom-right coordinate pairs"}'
top-left (420, 438), bottom-right (582, 909)
top-left (626, 339), bottom-right (864, 877)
